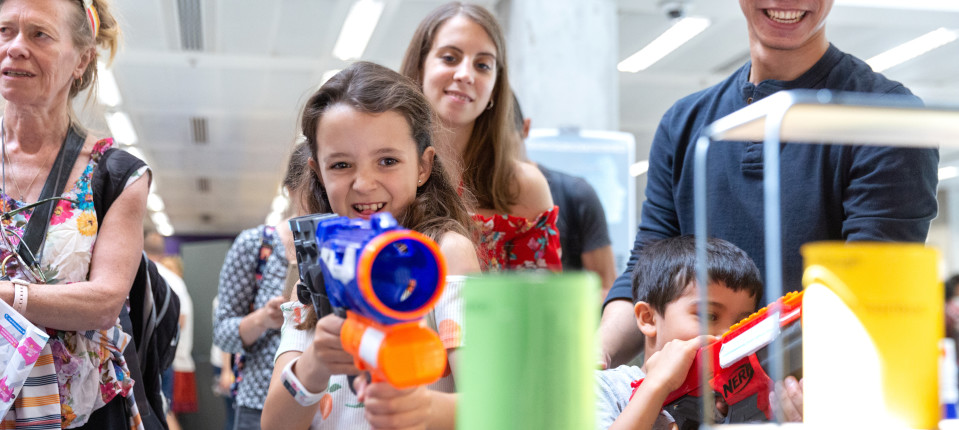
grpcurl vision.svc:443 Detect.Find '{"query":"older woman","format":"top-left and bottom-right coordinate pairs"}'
top-left (0, 0), bottom-right (150, 429)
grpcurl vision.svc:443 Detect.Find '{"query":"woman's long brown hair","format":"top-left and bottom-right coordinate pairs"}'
top-left (399, 2), bottom-right (519, 213)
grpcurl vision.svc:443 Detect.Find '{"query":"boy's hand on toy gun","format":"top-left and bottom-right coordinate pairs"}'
top-left (354, 377), bottom-right (431, 430)
top-left (645, 335), bottom-right (718, 395)
top-left (259, 296), bottom-right (287, 330)
top-left (768, 376), bottom-right (803, 422)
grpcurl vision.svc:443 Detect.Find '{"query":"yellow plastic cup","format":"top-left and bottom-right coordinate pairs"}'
top-left (802, 242), bottom-right (942, 429)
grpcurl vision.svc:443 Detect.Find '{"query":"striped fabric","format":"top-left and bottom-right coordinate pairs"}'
top-left (2, 349), bottom-right (60, 429)
top-left (1, 327), bottom-right (144, 430)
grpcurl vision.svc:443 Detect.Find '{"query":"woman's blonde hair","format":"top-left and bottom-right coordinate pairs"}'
top-left (400, 2), bottom-right (519, 213)
top-left (66, 0), bottom-right (121, 99)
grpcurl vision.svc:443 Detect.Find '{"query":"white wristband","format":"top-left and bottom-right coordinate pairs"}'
top-left (12, 279), bottom-right (28, 315)
top-left (281, 357), bottom-right (325, 407)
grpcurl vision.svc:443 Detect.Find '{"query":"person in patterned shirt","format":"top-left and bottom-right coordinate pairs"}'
top-left (213, 142), bottom-right (319, 430)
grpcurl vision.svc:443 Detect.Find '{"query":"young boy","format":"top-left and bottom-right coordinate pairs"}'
top-left (595, 235), bottom-right (764, 429)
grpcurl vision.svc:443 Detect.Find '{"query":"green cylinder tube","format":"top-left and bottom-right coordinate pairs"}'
top-left (458, 272), bottom-right (598, 429)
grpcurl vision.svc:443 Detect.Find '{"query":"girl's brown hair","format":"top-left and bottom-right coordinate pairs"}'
top-left (297, 61), bottom-right (475, 329)
top-left (283, 141), bottom-right (325, 217)
top-left (399, 2), bottom-right (518, 213)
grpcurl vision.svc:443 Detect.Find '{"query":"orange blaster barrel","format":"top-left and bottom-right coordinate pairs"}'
top-left (340, 311), bottom-right (448, 388)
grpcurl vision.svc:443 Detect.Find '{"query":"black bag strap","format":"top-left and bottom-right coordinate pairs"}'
top-left (119, 302), bottom-right (167, 430)
top-left (19, 124), bottom-right (86, 268)
top-left (139, 251), bottom-right (157, 360)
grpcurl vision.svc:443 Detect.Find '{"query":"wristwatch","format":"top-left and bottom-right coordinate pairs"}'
top-left (280, 357), bottom-right (325, 406)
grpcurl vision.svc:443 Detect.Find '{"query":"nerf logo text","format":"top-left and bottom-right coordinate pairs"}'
top-left (722, 362), bottom-right (754, 399)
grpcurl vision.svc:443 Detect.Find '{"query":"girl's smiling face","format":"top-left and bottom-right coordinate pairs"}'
top-left (312, 105), bottom-right (433, 220)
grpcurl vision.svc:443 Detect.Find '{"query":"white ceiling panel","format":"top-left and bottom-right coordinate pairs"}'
top-left (73, 0), bottom-right (959, 236)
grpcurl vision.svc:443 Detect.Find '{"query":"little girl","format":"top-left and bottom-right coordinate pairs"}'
top-left (260, 61), bottom-right (480, 430)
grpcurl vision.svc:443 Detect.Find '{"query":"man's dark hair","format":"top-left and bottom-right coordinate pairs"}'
top-left (632, 235), bottom-right (763, 314)
top-left (511, 93), bottom-right (524, 134)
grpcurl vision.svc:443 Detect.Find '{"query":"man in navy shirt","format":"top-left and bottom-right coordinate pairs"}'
top-left (599, 0), bottom-right (939, 369)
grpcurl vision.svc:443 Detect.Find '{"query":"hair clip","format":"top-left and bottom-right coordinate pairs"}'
top-left (82, 0), bottom-right (99, 39)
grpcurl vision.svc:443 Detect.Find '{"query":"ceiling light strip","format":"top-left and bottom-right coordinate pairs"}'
top-left (332, 0), bottom-right (385, 61)
top-left (105, 111), bottom-right (138, 145)
top-left (629, 160), bottom-right (650, 177)
top-left (836, 0), bottom-right (959, 12)
top-left (866, 28), bottom-right (958, 72)
top-left (96, 63), bottom-right (121, 107)
top-left (618, 17), bottom-right (711, 73)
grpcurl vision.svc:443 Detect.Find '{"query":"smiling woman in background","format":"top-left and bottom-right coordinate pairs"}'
top-left (0, 0), bottom-right (153, 429)
top-left (400, 2), bottom-right (562, 272)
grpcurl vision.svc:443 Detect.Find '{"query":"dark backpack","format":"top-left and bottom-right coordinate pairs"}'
top-left (92, 147), bottom-right (180, 430)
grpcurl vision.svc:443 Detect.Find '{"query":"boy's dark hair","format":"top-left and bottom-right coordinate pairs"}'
top-left (512, 93), bottom-right (525, 134)
top-left (632, 235), bottom-right (763, 314)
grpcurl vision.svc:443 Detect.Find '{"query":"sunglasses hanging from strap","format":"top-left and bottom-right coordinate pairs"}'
top-left (8, 124), bottom-right (86, 280)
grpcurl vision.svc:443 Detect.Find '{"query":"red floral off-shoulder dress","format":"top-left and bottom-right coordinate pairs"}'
top-left (472, 206), bottom-right (562, 272)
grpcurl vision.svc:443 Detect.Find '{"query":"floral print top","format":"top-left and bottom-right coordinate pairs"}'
top-left (471, 206), bottom-right (563, 272)
top-left (0, 138), bottom-right (149, 428)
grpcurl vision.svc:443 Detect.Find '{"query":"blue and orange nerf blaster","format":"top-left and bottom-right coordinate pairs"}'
top-left (289, 212), bottom-right (448, 388)
top-left (631, 291), bottom-right (804, 429)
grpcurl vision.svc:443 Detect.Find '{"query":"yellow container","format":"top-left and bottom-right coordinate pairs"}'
top-left (802, 242), bottom-right (942, 429)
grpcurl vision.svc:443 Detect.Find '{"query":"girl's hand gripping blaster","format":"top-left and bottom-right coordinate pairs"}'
top-left (289, 213), bottom-right (448, 388)
top-left (631, 291), bottom-right (804, 429)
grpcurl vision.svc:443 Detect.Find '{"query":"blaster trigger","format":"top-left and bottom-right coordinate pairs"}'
top-left (664, 395), bottom-right (705, 430)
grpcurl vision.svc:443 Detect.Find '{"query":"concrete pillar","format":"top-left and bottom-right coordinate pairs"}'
top-left (498, 0), bottom-right (619, 131)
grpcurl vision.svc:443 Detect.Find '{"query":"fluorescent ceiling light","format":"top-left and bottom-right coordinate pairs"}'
top-left (320, 69), bottom-right (341, 87)
top-left (630, 160), bottom-right (650, 177)
top-left (332, 0), bottom-right (384, 60)
top-left (265, 212), bottom-right (283, 227)
top-left (271, 195), bottom-right (289, 213)
top-left (96, 62), bottom-right (121, 107)
top-left (618, 17), bottom-right (710, 73)
top-left (940, 166), bottom-right (959, 181)
top-left (151, 211), bottom-right (170, 227)
top-left (156, 223), bottom-right (175, 237)
top-left (105, 111), bottom-right (138, 145)
top-left (866, 28), bottom-right (958, 72)
top-left (147, 193), bottom-right (166, 212)
top-left (836, 0), bottom-right (959, 12)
